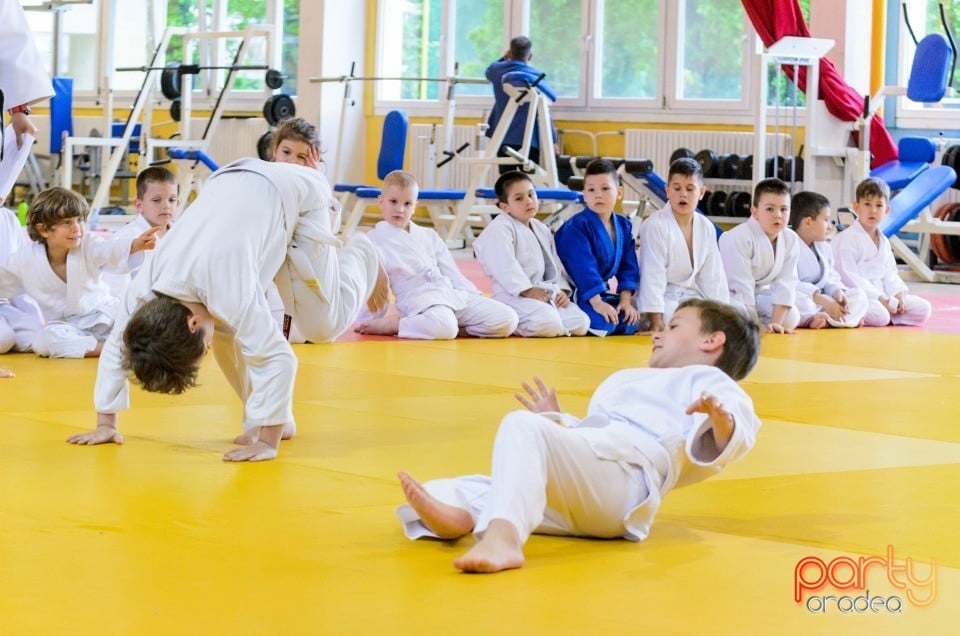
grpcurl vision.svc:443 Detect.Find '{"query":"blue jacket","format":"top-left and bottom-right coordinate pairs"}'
top-left (485, 58), bottom-right (557, 148)
top-left (554, 209), bottom-right (640, 303)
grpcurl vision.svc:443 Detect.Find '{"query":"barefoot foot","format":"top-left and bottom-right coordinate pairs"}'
top-left (398, 471), bottom-right (473, 539)
top-left (0, 367), bottom-right (13, 378)
top-left (367, 261), bottom-right (391, 314)
top-left (282, 421), bottom-right (296, 440)
top-left (808, 313), bottom-right (828, 329)
top-left (452, 519), bottom-right (525, 574)
top-left (234, 429), bottom-right (259, 445)
top-left (355, 315), bottom-right (400, 336)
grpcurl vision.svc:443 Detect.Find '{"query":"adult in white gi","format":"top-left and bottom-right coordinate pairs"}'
top-left (473, 173), bottom-right (588, 338)
top-left (356, 171), bottom-right (518, 340)
top-left (0, 0), bottom-right (54, 150)
top-left (831, 220), bottom-right (930, 326)
top-left (68, 159), bottom-right (385, 462)
top-left (396, 299), bottom-right (761, 573)
top-left (0, 205), bottom-right (43, 357)
top-left (718, 180), bottom-right (800, 333)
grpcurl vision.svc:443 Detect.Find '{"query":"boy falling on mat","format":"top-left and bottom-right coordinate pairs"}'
top-left (67, 158), bottom-right (388, 462)
top-left (397, 298), bottom-right (761, 573)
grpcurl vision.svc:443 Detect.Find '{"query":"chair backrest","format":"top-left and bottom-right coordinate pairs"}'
top-left (377, 110), bottom-right (407, 180)
top-left (898, 136), bottom-right (936, 163)
top-left (49, 77), bottom-right (73, 154)
top-left (907, 33), bottom-right (952, 103)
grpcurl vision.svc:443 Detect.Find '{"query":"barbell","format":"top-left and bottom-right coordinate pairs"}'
top-left (168, 93), bottom-right (294, 126)
top-left (117, 62), bottom-right (288, 100)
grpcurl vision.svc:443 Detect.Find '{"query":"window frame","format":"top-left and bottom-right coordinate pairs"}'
top-left (374, 0), bottom-right (778, 126)
top-left (23, 0), bottom-right (294, 112)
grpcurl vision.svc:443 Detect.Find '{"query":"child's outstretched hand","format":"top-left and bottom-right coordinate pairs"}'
top-left (515, 376), bottom-right (560, 413)
top-left (131, 225), bottom-right (163, 253)
top-left (0, 367), bottom-right (14, 378)
top-left (67, 425), bottom-right (124, 446)
top-left (685, 391), bottom-right (735, 451)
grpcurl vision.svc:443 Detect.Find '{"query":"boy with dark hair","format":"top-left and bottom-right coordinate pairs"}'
top-left (0, 186), bottom-right (158, 359)
top-left (67, 158), bottom-right (389, 462)
top-left (831, 178), bottom-right (931, 327)
top-left (555, 159), bottom-right (641, 336)
top-left (397, 298), bottom-right (762, 573)
top-left (473, 171), bottom-right (589, 337)
top-left (719, 178), bottom-right (800, 333)
top-left (639, 157), bottom-right (728, 331)
top-left (788, 190), bottom-right (867, 329)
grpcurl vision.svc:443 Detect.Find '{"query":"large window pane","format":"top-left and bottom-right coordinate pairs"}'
top-left (599, 0), bottom-right (658, 99)
top-left (114, 0), bottom-right (151, 91)
top-left (454, 0), bottom-right (504, 96)
top-left (529, 0), bottom-right (582, 98)
top-left (224, 0), bottom-right (298, 95)
top-left (679, 0), bottom-right (743, 100)
top-left (379, 0), bottom-right (442, 101)
top-left (22, 9), bottom-right (54, 77)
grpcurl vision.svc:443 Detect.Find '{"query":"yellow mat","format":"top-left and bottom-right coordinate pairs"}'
top-left (1, 327), bottom-right (958, 635)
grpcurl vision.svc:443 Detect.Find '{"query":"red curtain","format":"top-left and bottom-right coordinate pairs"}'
top-left (742, 0), bottom-right (897, 168)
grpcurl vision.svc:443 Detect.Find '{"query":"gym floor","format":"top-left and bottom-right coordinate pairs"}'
top-left (1, 277), bottom-right (958, 635)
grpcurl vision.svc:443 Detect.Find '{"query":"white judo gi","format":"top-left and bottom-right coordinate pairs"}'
top-left (638, 206), bottom-right (729, 321)
top-left (365, 220), bottom-right (518, 340)
top-left (473, 213), bottom-right (589, 337)
top-left (103, 214), bottom-right (152, 300)
top-left (795, 238), bottom-right (867, 328)
top-left (718, 218), bottom-right (801, 330)
top-left (0, 228), bottom-right (140, 358)
top-left (830, 220), bottom-right (931, 327)
top-left (398, 365), bottom-right (761, 543)
top-left (0, 206), bottom-right (43, 353)
top-left (94, 158), bottom-right (380, 432)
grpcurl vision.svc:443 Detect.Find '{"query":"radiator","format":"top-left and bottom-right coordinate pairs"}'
top-left (409, 123), bottom-right (479, 190)
top-left (624, 129), bottom-right (795, 176)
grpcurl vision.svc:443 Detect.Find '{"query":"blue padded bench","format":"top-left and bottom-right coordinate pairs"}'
top-left (870, 137), bottom-right (937, 191)
top-left (342, 186), bottom-right (468, 237)
top-left (880, 164), bottom-right (957, 237)
top-left (474, 186), bottom-right (583, 231)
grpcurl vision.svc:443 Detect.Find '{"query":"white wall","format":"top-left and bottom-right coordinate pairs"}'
top-left (296, 1), bottom-right (367, 185)
top-left (810, 0), bottom-right (872, 96)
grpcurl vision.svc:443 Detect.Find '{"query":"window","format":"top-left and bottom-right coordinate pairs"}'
top-left (596, 0), bottom-right (659, 101)
top-left (22, 0), bottom-right (298, 104)
top-left (896, 0), bottom-right (960, 128)
top-left (22, 0), bottom-right (100, 91)
top-left (375, 0), bottom-right (767, 122)
top-left (529, 0), bottom-right (583, 101)
top-left (453, 0), bottom-right (505, 97)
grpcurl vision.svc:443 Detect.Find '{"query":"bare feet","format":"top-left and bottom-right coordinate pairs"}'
top-left (808, 313), bottom-right (828, 329)
top-left (367, 261), bottom-right (391, 314)
top-left (453, 519), bottom-right (525, 574)
top-left (0, 367), bottom-right (13, 378)
top-left (355, 315), bottom-right (400, 336)
top-left (235, 422), bottom-right (296, 445)
top-left (398, 471), bottom-right (473, 539)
